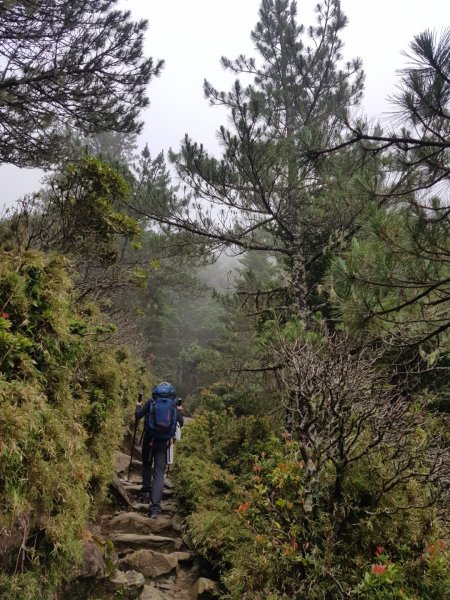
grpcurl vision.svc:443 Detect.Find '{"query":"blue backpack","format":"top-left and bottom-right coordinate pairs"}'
top-left (147, 382), bottom-right (177, 440)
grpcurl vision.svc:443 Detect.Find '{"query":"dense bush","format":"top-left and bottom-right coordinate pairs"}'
top-left (0, 249), bottom-right (145, 598)
top-left (174, 411), bottom-right (449, 599)
top-left (186, 381), bottom-right (273, 417)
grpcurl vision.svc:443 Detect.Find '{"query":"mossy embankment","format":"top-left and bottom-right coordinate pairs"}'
top-left (0, 249), bottom-right (146, 598)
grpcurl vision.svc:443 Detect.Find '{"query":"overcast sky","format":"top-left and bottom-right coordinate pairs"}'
top-left (1, 0), bottom-right (448, 208)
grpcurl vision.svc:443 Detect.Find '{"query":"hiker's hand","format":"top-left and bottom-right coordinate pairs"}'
top-left (136, 402), bottom-right (142, 408)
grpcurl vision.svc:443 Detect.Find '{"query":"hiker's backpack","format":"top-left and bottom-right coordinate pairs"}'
top-left (147, 382), bottom-right (177, 440)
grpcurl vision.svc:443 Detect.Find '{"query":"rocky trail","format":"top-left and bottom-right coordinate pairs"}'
top-left (67, 447), bottom-right (218, 600)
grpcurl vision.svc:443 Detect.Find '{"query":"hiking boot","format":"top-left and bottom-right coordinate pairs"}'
top-left (149, 513), bottom-right (158, 520)
top-left (138, 491), bottom-right (151, 503)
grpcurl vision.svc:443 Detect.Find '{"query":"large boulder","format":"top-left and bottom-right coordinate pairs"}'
top-left (120, 548), bottom-right (178, 578)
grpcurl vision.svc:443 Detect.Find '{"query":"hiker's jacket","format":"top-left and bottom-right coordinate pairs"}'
top-left (135, 400), bottom-right (184, 448)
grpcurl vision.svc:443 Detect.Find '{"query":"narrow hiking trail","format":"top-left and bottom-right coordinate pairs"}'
top-left (68, 439), bottom-right (219, 599)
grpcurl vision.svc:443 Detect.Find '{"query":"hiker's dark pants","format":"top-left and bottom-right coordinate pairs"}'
top-left (141, 435), bottom-right (167, 514)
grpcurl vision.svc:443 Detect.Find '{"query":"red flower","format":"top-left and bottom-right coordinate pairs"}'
top-left (374, 546), bottom-right (385, 557)
top-left (371, 564), bottom-right (387, 575)
top-left (1, 312), bottom-right (10, 319)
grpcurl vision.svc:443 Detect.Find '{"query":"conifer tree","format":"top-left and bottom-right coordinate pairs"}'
top-left (0, 0), bottom-right (163, 167)
top-left (132, 0), bottom-right (366, 317)
top-left (326, 30), bottom-right (450, 353)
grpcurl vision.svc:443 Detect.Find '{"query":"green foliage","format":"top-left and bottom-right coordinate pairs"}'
top-left (354, 543), bottom-right (450, 599)
top-left (189, 510), bottom-right (254, 573)
top-left (0, 249), bottom-right (144, 595)
top-left (174, 410), bottom-right (449, 599)
top-left (186, 381), bottom-right (273, 417)
top-left (0, 0), bottom-right (162, 168)
top-left (329, 202), bottom-right (449, 351)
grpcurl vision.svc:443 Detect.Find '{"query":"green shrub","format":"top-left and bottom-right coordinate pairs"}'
top-left (188, 510), bottom-right (253, 572)
top-left (353, 542), bottom-right (450, 599)
top-left (174, 409), bottom-right (449, 599)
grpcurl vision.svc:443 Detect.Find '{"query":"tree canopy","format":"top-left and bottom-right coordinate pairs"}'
top-left (0, 0), bottom-right (163, 167)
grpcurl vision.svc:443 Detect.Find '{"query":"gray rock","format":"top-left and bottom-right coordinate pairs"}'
top-left (171, 514), bottom-right (184, 532)
top-left (132, 501), bottom-right (151, 513)
top-left (140, 583), bottom-right (165, 600)
top-left (109, 532), bottom-right (178, 552)
top-left (161, 499), bottom-right (177, 515)
top-left (122, 482), bottom-right (142, 493)
top-left (76, 539), bottom-right (107, 579)
top-left (116, 451), bottom-right (142, 475)
top-left (189, 577), bottom-right (219, 600)
top-left (174, 537), bottom-right (184, 551)
top-left (116, 451), bottom-right (132, 474)
top-left (182, 532), bottom-right (195, 550)
top-left (110, 568), bottom-right (145, 589)
top-left (120, 548), bottom-right (178, 578)
top-left (156, 577), bottom-right (177, 591)
top-left (164, 477), bottom-right (175, 489)
top-left (132, 501), bottom-right (176, 516)
top-left (108, 512), bottom-right (172, 535)
top-left (174, 551), bottom-right (194, 563)
top-left (109, 475), bottom-right (132, 507)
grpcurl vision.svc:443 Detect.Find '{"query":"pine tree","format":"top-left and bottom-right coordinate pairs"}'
top-left (326, 30), bottom-right (450, 354)
top-left (131, 0), bottom-right (365, 319)
top-left (0, 0), bottom-right (163, 167)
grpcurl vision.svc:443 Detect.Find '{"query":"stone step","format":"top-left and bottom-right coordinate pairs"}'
top-left (116, 451), bottom-right (142, 475)
top-left (174, 551), bottom-right (194, 563)
top-left (140, 583), bottom-right (166, 600)
top-left (119, 548), bottom-right (179, 578)
top-left (107, 512), bottom-right (173, 536)
top-left (121, 482), bottom-right (175, 498)
top-left (109, 532), bottom-right (183, 554)
top-left (131, 500), bottom-right (177, 516)
top-left (109, 569), bottom-right (145, 593)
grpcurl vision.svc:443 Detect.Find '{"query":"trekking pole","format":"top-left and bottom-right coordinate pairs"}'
top-left (128, 392), bottom-right (143, 481)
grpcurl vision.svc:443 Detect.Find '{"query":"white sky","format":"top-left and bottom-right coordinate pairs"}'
top-left (1, 0), bottom-right (449, 208)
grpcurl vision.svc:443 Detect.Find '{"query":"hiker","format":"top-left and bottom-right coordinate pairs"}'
top-left (135, 382), bottom-right (184, 518)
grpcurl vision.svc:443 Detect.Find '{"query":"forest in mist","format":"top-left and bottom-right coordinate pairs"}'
top-left (0, 0), bottom-right (448, 598)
